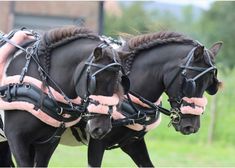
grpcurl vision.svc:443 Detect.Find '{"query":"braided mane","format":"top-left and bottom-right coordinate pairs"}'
top-left (122, 31), bottom-right (198, 73)
top-left (127, 31), bottom-right (197, 51)
top-left (37, 26), bottom-right (100, 77)
top-left (39, 25), bottom-right (98, 52)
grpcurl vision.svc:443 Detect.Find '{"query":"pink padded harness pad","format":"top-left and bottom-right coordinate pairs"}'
top-left (0, 75), bottom-right (121, 127)
top-left (0, 75), bottom-right (82, 127)
top-left (125, 96), bottom-right (162, 131)
top-left (0, 34), bottom-right (121, 128)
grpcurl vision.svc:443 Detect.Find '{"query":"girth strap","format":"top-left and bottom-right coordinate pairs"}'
top-left (0, 83), bottom-right (84, 123)
top-left (35, 122), bottom-right (66, 145)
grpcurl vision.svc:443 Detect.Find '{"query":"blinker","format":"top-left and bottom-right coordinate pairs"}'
top-left (121, 75), bottom-right (130, 94)
top-left (183, 78), bottom-right (196, 98)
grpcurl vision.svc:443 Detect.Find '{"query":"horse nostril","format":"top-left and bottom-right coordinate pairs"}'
top-left (183, 126), bottom-right (195, 135)
top-left (96, 128), bottom-right (103, 135)
top-left (92, 128), bottom-right (104, 138)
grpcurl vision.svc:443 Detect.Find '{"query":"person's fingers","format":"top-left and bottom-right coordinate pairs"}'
top-left (13, 31), bottom-right (35, 42)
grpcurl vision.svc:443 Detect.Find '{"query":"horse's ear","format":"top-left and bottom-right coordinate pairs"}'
top-left (93, 47), bottom-right (102, 59)
top-left (209, 41), bottom-right (223, 58)
top-left (194, 45), bottom-right (204, 61)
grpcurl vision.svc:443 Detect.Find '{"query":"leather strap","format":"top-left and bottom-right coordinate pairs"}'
top-left (0, 83), bottom-right (84, 122)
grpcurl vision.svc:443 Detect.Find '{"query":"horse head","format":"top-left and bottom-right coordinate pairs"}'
top-left (118, 32), bottom-right (223, 135)
top-left (81, 32), bottom-right (223, 139)
top-left (74, 43), bottom-right (127, 139)
top-left (164, 42), bottom-right (222, 135)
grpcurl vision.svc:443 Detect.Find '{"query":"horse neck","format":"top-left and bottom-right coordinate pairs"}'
top-left (50, 38), bottom-right (100, 65)
top-left (128, 44), bottom-right (194, 102)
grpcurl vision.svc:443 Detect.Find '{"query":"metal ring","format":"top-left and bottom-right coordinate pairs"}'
top-left (57, 107), bottom-right (63, 115)
top-left (172, 115), bottom-right (181, 124)
top-left (25, 84), bottom-right (31, 89)
top-left (26, 47), bottom-right (33, 54)
top-left (0, 93), bottom-right (6, 98)
top-left (130, 119), bottom-right (135, 125)
top-left (170, 111), bottom-right (181, 124)
top-left (170, 109), bottom-right (181, 124)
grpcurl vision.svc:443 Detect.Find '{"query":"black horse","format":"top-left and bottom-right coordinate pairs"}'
top-left (86, 32), bottom-right (222, 167)
top-left (0, 26), bottom-right (125, 167)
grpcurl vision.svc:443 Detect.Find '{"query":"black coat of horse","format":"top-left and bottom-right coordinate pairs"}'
top-left (0, 26), bottom-right (125, 167)
top-left (0, 31), bottom-right (222, 167)
top-left (86, 32), bottom-right (222, 167)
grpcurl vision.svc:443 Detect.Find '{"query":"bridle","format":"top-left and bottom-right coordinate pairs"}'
top-left (166, 45), bottom-right (217, 124)
top-left (80, 37), bottom-right (216, 130)
top-left (112, 45), bottom-right (217, 128)
top-left (75, 42), bottom-right (129, 120)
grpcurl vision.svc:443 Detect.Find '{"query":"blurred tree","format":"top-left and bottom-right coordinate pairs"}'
top-left (180, 5), bottom-right (202, 39)
top-left (149, 10), bottom-right (178, 32)
top-left (104, 2), bottom-right (155, 37)
top-left (104, 2), bottom-right (201, 39)
top-left (198, 2), bottom-right (235, 144)
top-left (199, 1), bottom-right (235, 70)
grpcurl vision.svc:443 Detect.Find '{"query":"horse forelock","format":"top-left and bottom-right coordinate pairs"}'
top-left (127, 31), bottom-right (196, 51)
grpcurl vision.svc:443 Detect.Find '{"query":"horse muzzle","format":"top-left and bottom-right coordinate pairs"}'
top-left (172, 115), bottom-right (200, 135)
top-left (86, 115), bottom-right (112, 139)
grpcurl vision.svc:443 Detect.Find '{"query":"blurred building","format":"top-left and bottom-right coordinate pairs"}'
top-left (0, 1), bottom-right (104, 34)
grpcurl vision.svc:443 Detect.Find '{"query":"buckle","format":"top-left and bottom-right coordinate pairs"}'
top-left (130, 119), bottom-right (135, 125)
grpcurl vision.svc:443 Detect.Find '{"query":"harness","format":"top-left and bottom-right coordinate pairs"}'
top-left (96, 38), bottom-right (215, 150)
top-left (104, 37), bottom-right (216, 129)
top-left (0, 30), bottom-right (85, 125)
top-left (166, 46), bottom-right (216, 125)
top-left (0, 29), bottom-right (126, 144)
top-left (121, 46), bottom-right (214, 128)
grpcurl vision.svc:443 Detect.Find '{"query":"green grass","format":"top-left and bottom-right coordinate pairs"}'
top-left (49, 115), bottom-right (235, 167)
top-left (49, 137), bottom-right (235, 167)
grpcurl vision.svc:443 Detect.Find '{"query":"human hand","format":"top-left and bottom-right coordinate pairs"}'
top-left (11, 30), bottom-right (35, 44)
